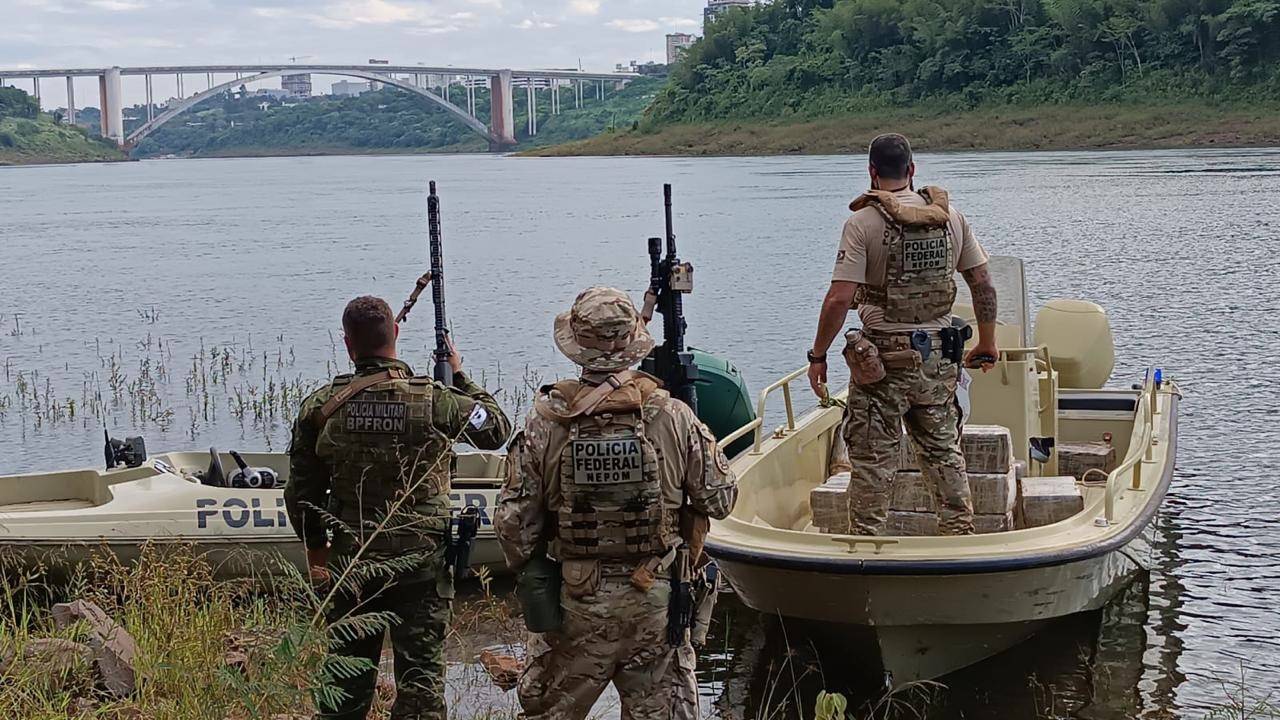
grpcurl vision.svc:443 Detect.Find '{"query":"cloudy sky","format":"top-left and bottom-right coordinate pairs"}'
top-left (3, 0), bottom-right (706, 107)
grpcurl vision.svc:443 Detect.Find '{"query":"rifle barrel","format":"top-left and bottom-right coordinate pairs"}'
top-left (427, 181), bottom-right (453, 385)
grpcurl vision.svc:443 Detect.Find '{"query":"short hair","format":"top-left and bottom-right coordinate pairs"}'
top-left (342, 296), bottom-right (395, 356)
top-left (869, 133), bottom-right (913, 179)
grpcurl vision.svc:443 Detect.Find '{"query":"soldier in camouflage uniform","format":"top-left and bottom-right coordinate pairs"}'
top-left (495, 287), bottom-right (737, 720)
top-left (806, 134), bottom-right (1000, 536)
top-left (287, 296), bottom-right (511, 720)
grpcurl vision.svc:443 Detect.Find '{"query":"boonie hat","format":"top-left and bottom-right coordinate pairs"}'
top-left (554, 287), bottom-right (655, 371)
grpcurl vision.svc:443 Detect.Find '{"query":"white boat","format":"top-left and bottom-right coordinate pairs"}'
top-left (0, 449), bottom-right (508, 578)
top-left (705, 257), bottom-right (1180, 686)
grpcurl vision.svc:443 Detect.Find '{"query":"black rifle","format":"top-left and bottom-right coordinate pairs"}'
top-left (446, 505), bottom-right (481, 580)
top-left (426, 181), bottom-right (454, 385)
top-left (641, 184), bottom-right (698, 412)
top-left (667, 544), bottom-right (694, 647)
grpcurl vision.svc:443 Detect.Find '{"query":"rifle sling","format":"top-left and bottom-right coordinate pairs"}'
top-left (312, 368), bottom-right (409, 426)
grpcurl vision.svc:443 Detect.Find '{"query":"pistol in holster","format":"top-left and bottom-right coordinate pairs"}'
top-left (940, 323), bottom-right (973, 365)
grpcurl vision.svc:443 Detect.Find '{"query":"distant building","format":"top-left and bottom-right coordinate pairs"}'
top-left (616, 60), bottom-right (669, 77)
top-left (281, 73), bottom-right (312, 98)
top-left (253, 88), bottom-right (290, 100)
top-left (331, 80), bottom-right (370, 97)
top-left (666, 33), bottom-right (696, 65)
top-left (705, 0), bottom-right (752, 29)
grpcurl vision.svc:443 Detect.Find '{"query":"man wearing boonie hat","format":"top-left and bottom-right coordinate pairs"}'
top-left (496, 286), bottom-right (738, 720)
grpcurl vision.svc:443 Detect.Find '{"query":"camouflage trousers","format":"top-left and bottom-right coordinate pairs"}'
top-left (318, 554), bottom-right (453, 720)
top-left (842, 354), bottom-right (974, 535)
top-left (518, 575), bottom-right (697, 720)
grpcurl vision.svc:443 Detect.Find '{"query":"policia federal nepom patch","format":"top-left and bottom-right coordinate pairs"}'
top-left (572, 438), bottom-right (643, 485)
top-left (345, 400), bottom-right (408, 433)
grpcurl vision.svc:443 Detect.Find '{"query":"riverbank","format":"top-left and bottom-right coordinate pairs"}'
top-left (525, 102), bottom-right (1280, 156)
top-left (0, 115), bottom-right (126, 166)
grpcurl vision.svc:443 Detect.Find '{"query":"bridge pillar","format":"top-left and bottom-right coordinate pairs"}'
top-left (66, 76), bottom-right (75, 125)
top-left (489, 70), bottom-right (516, 150)
top-left (99, 67), bottom-right (124, 146)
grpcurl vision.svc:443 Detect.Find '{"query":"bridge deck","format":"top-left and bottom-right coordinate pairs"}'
top-left (0, 65), bottom-right (638, 81)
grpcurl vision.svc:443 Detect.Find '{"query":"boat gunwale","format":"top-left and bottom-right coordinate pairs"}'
top-left (705, 390), bottom-right (1179, 576)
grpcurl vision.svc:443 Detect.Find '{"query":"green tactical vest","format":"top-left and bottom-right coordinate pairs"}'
top-left (313, 372), bottom-right (453, 551)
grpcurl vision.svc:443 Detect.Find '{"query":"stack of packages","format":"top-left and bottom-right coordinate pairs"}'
top-left (810, 472), bottom-right (851, 534)
top-left (1014, 440), bottom-right (1109, 528)
top-left (888, 425), bottom-right (1016, 535)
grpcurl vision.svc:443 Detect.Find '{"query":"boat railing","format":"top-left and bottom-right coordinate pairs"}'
top-left (1102, 369), bottom-right (1160, 524)
top-left (721, 365), bottom-right (812, 454)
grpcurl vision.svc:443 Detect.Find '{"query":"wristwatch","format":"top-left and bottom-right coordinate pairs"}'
top-left (807, 349), bottom-right (826, 364)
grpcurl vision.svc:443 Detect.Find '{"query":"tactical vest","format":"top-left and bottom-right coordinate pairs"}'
top-left (313, 371), bottom-right (453, 549)
top-left (858, 186), bottom-right (957, 324)
top-left (536, 374), bottom-right (673, 562)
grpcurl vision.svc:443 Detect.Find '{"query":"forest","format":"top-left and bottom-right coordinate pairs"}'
top-left (649, 0), bottom-right (1280, 123)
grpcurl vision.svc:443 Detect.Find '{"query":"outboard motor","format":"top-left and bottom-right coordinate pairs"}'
top-left (104, 430), bottom-right (147, 470)
top-left (228, 450), bottom-right (280, 490)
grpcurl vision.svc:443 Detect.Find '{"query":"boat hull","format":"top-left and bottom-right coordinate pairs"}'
top-left (717, 537), bottom-right (1148, 684)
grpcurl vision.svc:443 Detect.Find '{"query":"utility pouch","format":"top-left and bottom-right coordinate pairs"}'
top-left (561, 558), bottom-right (601, 600)
top-left (516, 552), bottom-right (563, 633)
top-left (630, 556), bottom-right (661, 592)
top-left (881, 349), bottom-right (922, 370)
top-left (843, 330), bottom-right (886, 386)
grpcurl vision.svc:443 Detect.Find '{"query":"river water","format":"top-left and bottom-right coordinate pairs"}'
top-left (2, 150), bottom-right (1278, 718)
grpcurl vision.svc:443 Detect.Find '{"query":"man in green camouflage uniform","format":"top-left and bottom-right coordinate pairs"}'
top-left (287, 295), bottom-right (511, 720)
top-left (495, 287), bottom-right (737, 720)
top-left (806, 134), bottom-right (1000, 536)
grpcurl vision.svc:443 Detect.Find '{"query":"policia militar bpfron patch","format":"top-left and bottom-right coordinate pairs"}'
top-left (571, 438), bottom-right (643, 485)
top-left (344, 400), bottom-right (408, 433)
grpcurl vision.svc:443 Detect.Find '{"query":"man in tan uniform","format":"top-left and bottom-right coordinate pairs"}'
top-left (806, 133), bottom-right (1000, 535)
top-left (496, 286), bottom-right (737, 720)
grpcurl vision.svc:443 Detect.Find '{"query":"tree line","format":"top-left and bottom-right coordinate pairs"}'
top-left (651, 0), bottom-right (1280, 122)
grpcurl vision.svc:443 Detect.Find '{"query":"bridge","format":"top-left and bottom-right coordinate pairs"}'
top-left (0, 64), bottom-right (638, 150)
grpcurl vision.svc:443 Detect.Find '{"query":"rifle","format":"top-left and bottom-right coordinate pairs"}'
top-left (397, 181), bottom-right (453, 385)
top-left (641, 184), bottom-right (698, 412)
top-left (445, 505), bottom-right (481, 580)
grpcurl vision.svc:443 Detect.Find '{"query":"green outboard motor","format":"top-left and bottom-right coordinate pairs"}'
top-left (690, 348), bottom-right (754, 458)
top-left (641, 184), bottom-right (756, 458)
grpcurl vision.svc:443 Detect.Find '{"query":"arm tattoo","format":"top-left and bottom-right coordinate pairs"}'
top-left (962, 265), bottom-right (998, 324)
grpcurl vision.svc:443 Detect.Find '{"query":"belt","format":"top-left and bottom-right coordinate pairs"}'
top-left (862, 330), bottom-right (944, 351)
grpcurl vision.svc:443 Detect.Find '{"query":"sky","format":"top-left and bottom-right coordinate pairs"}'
top-left (2, 0), bottom-right (708, 108)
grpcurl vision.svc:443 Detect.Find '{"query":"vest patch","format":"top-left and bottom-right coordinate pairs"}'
top-left (344, 400), bottom-right (408, 433)
top-left (902, 234), bottom-right (949, 272)
top-left (572, 438), bottom-right (643, 485)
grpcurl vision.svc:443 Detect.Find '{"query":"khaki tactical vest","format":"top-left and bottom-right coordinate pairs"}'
top-left (856, 186), bottom-right (957, 324)
top-left (314, 371), bottom-right (454, 549)
top-left (535, 373), bottom-right (674, 562)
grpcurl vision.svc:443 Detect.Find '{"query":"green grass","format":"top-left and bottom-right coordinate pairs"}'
top-left (526, 100), bottom-right (1280, 156)
top-left (0, 115), bottom-right (125, 166)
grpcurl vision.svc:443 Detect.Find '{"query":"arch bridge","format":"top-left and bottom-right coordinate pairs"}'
top-left (0, 63), bottom-right (638, 150)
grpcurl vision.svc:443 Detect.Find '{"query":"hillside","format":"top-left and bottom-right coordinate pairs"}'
top-left (0, 88), bottom-right (125, 166)
top-left (132, 77), bottom-right (665, 158)
top-left (536, 0), bottom-right (1280, 155)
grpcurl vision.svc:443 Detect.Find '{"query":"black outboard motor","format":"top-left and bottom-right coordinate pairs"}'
top-left (104, 430), bottom-right (147, 470)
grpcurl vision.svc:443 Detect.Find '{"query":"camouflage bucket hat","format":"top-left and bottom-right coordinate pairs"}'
top-left (554, 286), bottom-right (655, 372)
